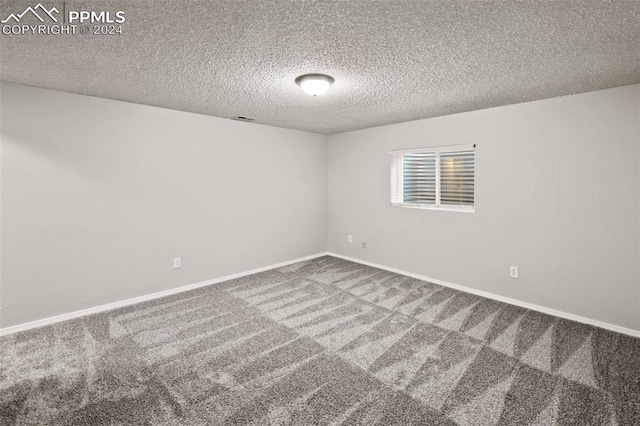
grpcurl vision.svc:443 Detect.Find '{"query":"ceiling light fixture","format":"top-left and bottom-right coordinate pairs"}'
top-left (295, 74), bottom-right (335, 97)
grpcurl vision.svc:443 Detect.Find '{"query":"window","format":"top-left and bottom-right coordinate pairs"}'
top-left (390, 144), bottom-right (475, 212)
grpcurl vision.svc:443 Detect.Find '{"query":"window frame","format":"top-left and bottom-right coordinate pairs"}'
top-left (390, 143), bottom-right (475, 213)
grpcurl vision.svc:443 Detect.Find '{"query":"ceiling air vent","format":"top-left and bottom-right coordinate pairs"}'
top-left (232, 116), bottom-right (255, 122)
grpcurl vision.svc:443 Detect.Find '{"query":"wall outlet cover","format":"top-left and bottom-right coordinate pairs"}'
top-left (509, 266), bottom-right (519, 279)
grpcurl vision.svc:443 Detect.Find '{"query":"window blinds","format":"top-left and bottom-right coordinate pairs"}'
top-left (390, 144), bottom-right (475, 211)
top-left (403, 153), bottom-right (436, 204)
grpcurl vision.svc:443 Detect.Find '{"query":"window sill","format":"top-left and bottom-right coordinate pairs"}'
top-left (391, 203), bottom-right (474, 213)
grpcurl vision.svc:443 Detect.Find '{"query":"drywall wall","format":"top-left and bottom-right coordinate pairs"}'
top-left (0, 82), bottom-right (327, 327)
top-left (328, 84), bottom-right (640, 332)
top-left (3, 82), bottom-right (639, 334)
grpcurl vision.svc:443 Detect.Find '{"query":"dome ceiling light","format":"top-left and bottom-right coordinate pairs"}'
top-left (295, 74), bottom-right (335, 97)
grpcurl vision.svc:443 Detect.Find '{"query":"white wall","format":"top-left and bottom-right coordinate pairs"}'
top-left (3, 82), bottom-right (639, 334)
top-left (0, 82), bottom-right (327, 327)
top-left (328, 84), bottom-right (640, 332)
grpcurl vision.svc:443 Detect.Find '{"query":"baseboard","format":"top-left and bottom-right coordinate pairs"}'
top-left (0, 252), bottom-right (329, 336)
top-left (5, 251), bottom-right (638, 339)
top-left (327, 252), bottom-right (640, 338)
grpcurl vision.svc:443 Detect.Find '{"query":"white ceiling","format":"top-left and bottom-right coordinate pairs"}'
top-left (1, 0), bottom-right (639, 134)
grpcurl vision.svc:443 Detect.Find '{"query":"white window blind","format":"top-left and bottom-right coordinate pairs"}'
top-left (390, 144), bottom-right (475, 212)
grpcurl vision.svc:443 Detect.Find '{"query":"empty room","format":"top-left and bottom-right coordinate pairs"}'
top-left (1, 1), bottom-right (639, 425)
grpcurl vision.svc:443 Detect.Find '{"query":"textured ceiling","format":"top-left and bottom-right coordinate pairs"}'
top-left (1, 0), bottom-right (639, 134)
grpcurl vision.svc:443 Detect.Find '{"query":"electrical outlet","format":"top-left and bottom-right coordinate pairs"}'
top-left (173, 257), bottom-right (182, 269)
top-left (362, 241), bottom-right (367, 249)
top-left (509, 266), bottom-right (519, 279)
top-left (348, 235), bottom-right (353, 243)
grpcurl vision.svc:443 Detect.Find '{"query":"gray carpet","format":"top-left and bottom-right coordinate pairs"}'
top-left (1, 255), bottom-right (639, 425)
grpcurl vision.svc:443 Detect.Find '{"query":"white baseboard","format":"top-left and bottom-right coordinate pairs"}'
top-left (4, 251), bottom-right (638, 339)
top-left (0, 252), bottom-right (329, 336)
top-left (327, 252), bottom-right (640, 338)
